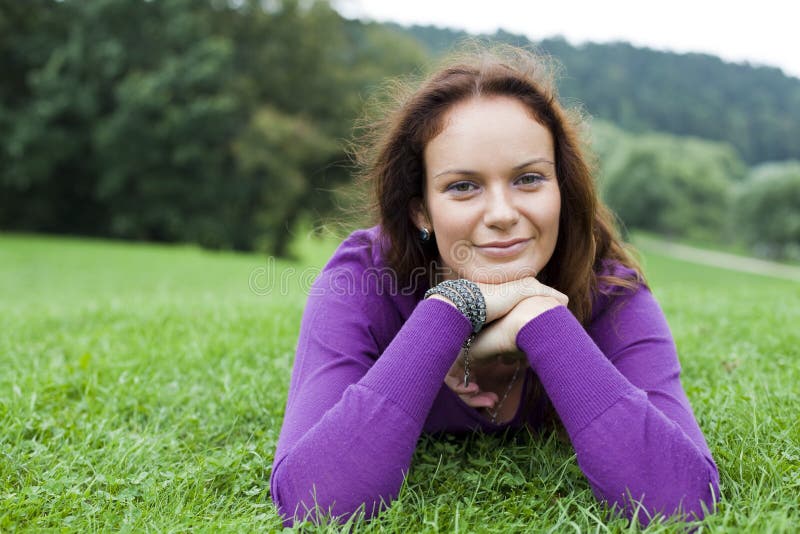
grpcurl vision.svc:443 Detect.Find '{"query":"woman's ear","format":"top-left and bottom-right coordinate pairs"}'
top-left (409, 197), bottom-right (431, 231)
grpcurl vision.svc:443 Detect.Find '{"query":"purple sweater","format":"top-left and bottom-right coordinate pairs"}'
top-left (270, 226), bottom-right (719, 526)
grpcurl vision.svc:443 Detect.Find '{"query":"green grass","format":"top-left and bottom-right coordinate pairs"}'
top-left (1, 232), bottom-right (798, 532)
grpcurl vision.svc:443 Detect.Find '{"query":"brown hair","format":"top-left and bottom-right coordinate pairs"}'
top-left (353, 43), bottom-right (642, 323)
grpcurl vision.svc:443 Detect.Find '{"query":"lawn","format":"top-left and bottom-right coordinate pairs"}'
top-left (1, 232), bottom-right (798, 532)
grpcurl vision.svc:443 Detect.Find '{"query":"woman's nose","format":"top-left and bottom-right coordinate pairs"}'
top-left (483, 188), bottom-right (519, 229)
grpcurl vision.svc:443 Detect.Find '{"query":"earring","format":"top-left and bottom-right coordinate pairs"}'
top-left (420, 227), bottom-right (432, 242)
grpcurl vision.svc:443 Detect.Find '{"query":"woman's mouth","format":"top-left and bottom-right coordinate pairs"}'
top-left (476, 238), bottom-right (532, 258)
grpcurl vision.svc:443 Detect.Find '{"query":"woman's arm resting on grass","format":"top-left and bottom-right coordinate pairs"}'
top-left (516, 288), bottom-right (719, 525)
top-left (270, 275), bottom-right (470, 527)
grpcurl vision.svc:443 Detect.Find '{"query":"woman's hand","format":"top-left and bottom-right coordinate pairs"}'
top-left (465, 277), bottom-right (567, 358)
top-left (428, 276), bottom-right (566, 325)
top-left (444, 356), bottom-right (499, 409)
top-left (437, 277), bottom-right (567, 408)
top-left (478, 277), bottom-right (564, 324)
top-left (469, 292), bottom-right (564, 361)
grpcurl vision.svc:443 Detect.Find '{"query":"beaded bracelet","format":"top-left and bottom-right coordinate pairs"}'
top-left (425, 279), bottom-right (487, 387)
top-left (424, 278), bottom-right (487, 333)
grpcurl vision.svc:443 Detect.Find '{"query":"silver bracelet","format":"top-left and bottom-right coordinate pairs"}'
top-left (424, 279), bottom-right (486, 333)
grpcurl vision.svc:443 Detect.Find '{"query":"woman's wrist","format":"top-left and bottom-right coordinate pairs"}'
top-left (424, 279), bottom-right (487, 333)
top-left (427, 293), bottom-right (458, 309)
top-left (513, 296), bottom-right (563, 336)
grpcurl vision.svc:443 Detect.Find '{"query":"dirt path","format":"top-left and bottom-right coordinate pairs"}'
top-left (633, 236), bottom-right (800, 283)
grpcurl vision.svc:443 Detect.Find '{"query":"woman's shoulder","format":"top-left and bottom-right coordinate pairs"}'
top-left (320, 225), bottom-right (391, 279)
top-left (590, 259), bottom-right (650, 322)
top-left (595, 259), bottom-right (643, 290)
top-left (587, 260), bottom-right (675, 351)
top-left (305, 226), bottom-right (418, 349)
top-left (313, 226), bottom-right (420, 317)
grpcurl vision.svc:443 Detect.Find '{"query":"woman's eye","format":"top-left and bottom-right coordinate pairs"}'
top-left (448, 182), bottom-right (476, 193)
top-left (516, 173), bottom-right (544, 185)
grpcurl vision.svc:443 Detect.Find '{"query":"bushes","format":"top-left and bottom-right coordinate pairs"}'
top-left (592, 121), bottom-right (800, 260)
top-left (734, 161), bottom-right (800, 260)
top-left (593, 121), bottom-right (745, 240)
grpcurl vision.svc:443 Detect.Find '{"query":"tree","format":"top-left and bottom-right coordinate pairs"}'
top-left (231, 107), bottom-right (339, 256)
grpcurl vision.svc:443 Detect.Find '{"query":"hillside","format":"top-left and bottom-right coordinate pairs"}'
top-left (387, 23), bottom-right (800, 164)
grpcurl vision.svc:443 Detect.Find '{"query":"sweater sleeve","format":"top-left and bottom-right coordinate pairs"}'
top-left (270, 259), bottom-right (471, 526)
top-left (516, 287), bottom-right (719, 525)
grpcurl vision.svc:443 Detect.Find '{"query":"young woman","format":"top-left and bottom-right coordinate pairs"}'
top-left (270, 46), bottom-right (719, 527)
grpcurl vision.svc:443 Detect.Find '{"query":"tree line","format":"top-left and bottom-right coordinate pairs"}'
top-left (1, 1), bottom-right (798, 258)
top-left (399, 24), bottom-right (800, 165)
top-left (0, 0), bottom-right (426, 256)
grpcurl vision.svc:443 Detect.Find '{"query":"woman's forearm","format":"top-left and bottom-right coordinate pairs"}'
top-left (572, 392), bottom-right (719, 523)
top-left (271, 299), bottom-right (470, 526)
top-left (517, 306), bottom-right (719, 523)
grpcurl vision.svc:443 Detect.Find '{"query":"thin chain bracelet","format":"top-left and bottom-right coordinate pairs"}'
top-left (462, 333), bottom-right (476, 387)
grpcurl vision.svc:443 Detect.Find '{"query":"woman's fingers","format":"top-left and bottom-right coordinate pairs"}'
top-left (447, 378), bottom-right (479, 395)
top-left (463, 391), bottom-right (499, 409)
top-left (517, 278), bottom-right (569, 306)
top-left (444, 367), bottom-right (499, 408)
top-left (477, 278), bottom-right (533, 323)
top-left (542, 285), bottom-right (569, 306)
top-left (477, 277), bottom-right (568, 323)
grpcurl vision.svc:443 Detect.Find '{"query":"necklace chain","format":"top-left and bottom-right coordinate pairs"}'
top-left (461, 335), bottom-right (522, 424)
top-left (486, 359), bottom-right (522, 424)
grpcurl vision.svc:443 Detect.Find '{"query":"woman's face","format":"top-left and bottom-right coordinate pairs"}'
top-left (414, 96), bottom-right (561, 283)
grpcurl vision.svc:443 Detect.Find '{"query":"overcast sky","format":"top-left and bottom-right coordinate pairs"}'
top-left (334, 0), bottom-right (800, 79)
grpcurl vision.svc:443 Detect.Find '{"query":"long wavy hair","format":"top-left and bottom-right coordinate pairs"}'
top-left (353, 43), bottom-right (642, 324)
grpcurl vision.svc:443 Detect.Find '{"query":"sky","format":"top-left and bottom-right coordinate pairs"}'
top-left (334, 0), bottom-right (800, 79)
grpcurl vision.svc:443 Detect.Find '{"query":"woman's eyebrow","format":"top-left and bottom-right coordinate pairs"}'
top-left (514, 157), bottom-right (555, 170)
top-left (432, 168), bottom-right (478, 180)
top-left (433, 157), bottom-right (555, 180)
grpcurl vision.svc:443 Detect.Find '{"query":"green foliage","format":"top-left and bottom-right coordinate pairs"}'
top-left (591, 121), bottom-right (746, 240)
top-left (4, 3), bottom-right (799, 254)
top-left (95, 37), bottom-right (245, 247)
top-left (0, 0), bottom-right (426, 255)
top-left (232, 106), bottom-right (339, 255)
top-left (1, 0), bottom-right (248, 241)
top-left (734, 161), bottom-right (800, 260)
top-left (1, 232), bottom-right (799, 530)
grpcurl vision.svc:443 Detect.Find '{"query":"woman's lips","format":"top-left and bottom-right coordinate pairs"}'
top-left (476, 238), bottom-right (532, 258)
